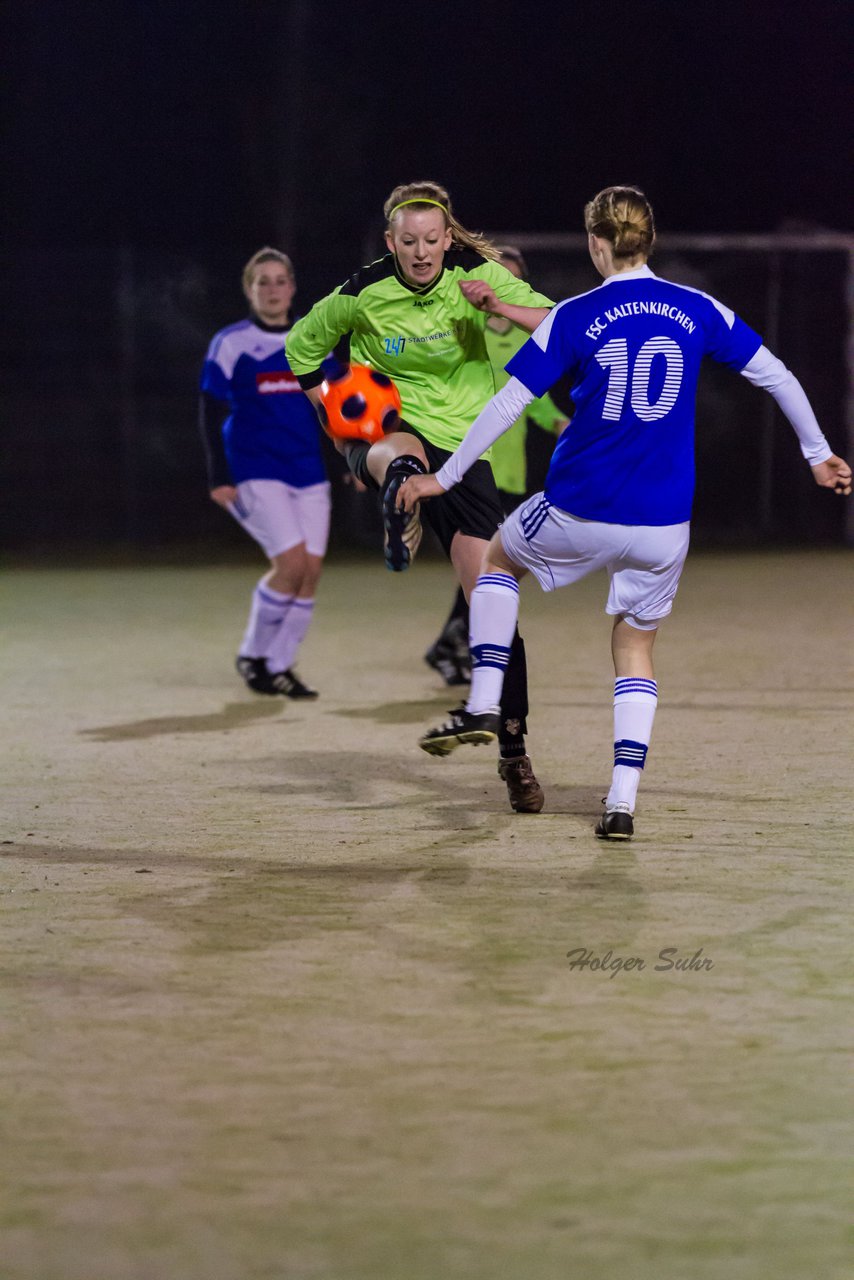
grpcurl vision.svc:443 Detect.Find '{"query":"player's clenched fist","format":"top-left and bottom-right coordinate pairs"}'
top-left (459, 279), bottom-right (500, 313)
top-left (811, 455), bottom-right (852, 495)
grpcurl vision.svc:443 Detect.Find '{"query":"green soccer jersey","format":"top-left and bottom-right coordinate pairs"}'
top-left (285, 248), bottom-right (553, 455)
top-left (484, 319), bottom-right (565, 495)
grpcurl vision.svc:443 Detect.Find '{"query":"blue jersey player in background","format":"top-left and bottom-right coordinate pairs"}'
top-left (199, 247), bottom-right (330, 699)
top-left (400, 186), bottom-right (851, 840)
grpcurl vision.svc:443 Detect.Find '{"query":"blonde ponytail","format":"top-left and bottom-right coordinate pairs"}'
top-left (584, 187), bottom-right (655, 259)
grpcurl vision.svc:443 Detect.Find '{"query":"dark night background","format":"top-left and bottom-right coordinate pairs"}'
top-left (2, 0), bottom-right (852, 552)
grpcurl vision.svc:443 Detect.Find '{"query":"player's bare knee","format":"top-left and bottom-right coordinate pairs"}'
top-left (612, 615), bottom-right (659, 675)
top-left (367, 432), bottom-right (428, 484)
top-left (268, 545), bottom-right (307, 594)
top-left (299, 555), bottom-right (324, 597)
top-left (487, 544), bottom-right (523, 580)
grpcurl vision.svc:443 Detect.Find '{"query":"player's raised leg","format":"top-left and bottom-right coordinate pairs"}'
top-left (371, 433), bottom-right (429, 572)
top-left (340, 431), bottom-right (428, 572)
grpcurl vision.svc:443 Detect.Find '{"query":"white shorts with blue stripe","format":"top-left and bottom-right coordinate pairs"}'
top-left (229, 478), bottom-right (331, 560)
top-left (500, 492), bottom-right (690, 629)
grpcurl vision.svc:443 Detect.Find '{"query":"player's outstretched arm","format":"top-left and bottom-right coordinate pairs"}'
top-left (398, 377), bottom-right (537, 515)
top-left (458, 280), bottom-right (550, 332)
top-left (811, 455), bottom-right (852, 496)
top-left (740, 347), bottom-right (850, 494)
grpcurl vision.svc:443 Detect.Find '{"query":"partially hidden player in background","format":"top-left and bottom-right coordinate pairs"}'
top-left (425, 244), bottom-right (568, 687)
top-left (286, 181), bottom-right (554, 813)
top-left (399, 186), bottom-right (852, 838)
top-left (199, 248), bottom-right (329, 699)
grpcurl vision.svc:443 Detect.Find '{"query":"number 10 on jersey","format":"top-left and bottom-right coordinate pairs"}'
top-left (595, 336), bottom-right (684, 422)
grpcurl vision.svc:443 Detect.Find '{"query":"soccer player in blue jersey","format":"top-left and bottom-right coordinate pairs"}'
top-left (199, 248), bottom-right (330, 698)
top-left (399, 187), bottom-right (852, 839)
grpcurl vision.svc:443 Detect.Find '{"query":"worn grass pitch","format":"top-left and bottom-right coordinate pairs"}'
top-left (1, 552), bottom-right (852, 1280)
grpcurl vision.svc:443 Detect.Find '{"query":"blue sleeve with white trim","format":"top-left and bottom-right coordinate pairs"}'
top-left (506, 303), bottom-right (578, 397)
top-left (700, 295), bottom-right (762, 371)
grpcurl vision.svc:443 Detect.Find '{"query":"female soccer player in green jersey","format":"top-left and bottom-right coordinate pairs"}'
top-left (285, 181), bottom-right (554, 813)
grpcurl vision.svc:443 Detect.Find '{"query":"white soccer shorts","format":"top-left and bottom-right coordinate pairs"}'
top-left (500, 493), bottom-right (691, 628)
top-left (229, 478), bottom-right (331, 559)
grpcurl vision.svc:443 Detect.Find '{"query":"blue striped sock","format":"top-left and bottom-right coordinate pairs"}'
top-left (607, 677), bottom-right (658, 811)
top-left (267, 597), bottom-right (315, 673)
top-left (466, 573), bottom-right (520, 715)
top-left (240, 581), bottom-right (293, 659)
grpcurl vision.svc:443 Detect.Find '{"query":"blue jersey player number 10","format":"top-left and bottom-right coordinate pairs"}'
top-left (399, 185), bottom-right (851, 841)
top-left (596, 336), bottom-right (683, 421)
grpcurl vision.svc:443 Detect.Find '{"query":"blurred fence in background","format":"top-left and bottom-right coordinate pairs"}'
top-left (2, 234), bottom-right (852, 555)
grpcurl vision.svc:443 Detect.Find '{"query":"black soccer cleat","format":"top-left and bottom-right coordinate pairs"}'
top-left (419, 704), bottom-right (499, 756)
top-left (424, 617), bottom-right (471, 686)
top-left (381, 464), bottom-right (423, 572)
top-left (594, 802), bottom-right (634, 841)
top-left (424, 640), bottom-right (471, 686)
top-left (236, 655), bottom-right (282, 695)
top-left (269, 668), bottom-right (319, 699)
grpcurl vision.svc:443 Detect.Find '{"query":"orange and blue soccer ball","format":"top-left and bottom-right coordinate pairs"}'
top-left (319, 364), bottom-right (402, 444)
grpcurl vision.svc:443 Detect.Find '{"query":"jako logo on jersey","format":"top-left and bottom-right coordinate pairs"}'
top-left (412, 298), bottom-right (434, 308)
top-left (256, 372), bottom-right (300, 393)
top-left (383, 336), bottom-right (407, 355)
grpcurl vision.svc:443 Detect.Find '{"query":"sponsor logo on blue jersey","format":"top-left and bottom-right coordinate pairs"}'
top-left (201, 320), bottom-right (326, 488)
top-left (255, 371), bottom-right (301, 394)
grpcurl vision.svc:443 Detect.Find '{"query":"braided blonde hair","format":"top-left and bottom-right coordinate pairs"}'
top-left (584, 186), bottom-right (655, 259)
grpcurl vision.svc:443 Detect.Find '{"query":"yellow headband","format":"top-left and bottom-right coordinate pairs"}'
top-left (388, 198), bottom-right (448, 220)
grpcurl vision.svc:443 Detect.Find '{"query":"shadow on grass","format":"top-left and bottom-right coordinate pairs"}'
top-left (333, 697), bottom-right (455, 726)
top-left (79, 700), bottom-right (284, 741)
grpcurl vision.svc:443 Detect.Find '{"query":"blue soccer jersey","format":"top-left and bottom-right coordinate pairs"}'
top-left (506, 265), bottom-right (762, 525)
top-left (200, 318), bottom-right (326, 488)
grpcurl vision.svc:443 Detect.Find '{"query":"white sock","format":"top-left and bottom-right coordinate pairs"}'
top-left (240, 581), bottom-right (293, 659)
top-left (466, 573), bottom-right (520, 715)
top-left (267, 597), bottom-right (315, 674)
top-left (606, 677), bottom-right (658, 812)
